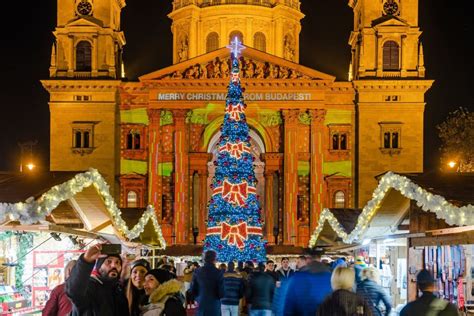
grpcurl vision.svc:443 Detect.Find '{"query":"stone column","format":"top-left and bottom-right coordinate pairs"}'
top-left (173, 110), bottom-right (190, 244)
top-left (147, 109), bottom-right (162, 220)
top-left (309, 109), bottom-right (327, 234)
top-left (198, 169), bottom-right (208, 243)
top-left (282, 109), bottom-right (299, 245)
top-left (264, 171), bottom-right (274, 244)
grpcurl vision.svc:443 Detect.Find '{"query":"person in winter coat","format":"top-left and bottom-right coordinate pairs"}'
top-left (221, 262), bottom-right (245, 316)
top-left (140, 268), bottom-right (186, 316)
top-left (265, 260), bottom-right (279, 283)
top-left (276, 257), bottom-right (294, 281)
top-left (353, 256), bottom-right (367, 286)
top-left (283, 252), bottom-right (332, 316)
top-left (125, 259), bottom-right (151, 316)
top-left (246, 262), bottom-right (275, 316)
top-left (356, 267), bottom-right (392, 316)
top-left (42, 259), bottom-right (77, 316)
top-left (400, 269), bottom-right (459, 316)
top-left (316, 266), bottom-right (373, 316)
top-left (190, 250), bottom-right (224, 316)
top-left (66, 244), bottom-right (130, 316)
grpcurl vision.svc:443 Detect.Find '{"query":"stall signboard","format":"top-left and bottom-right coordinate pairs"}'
top-left (32, 250), bottom-right (83, 308)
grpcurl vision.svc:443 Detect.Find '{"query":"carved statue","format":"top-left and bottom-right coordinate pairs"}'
top-left (185, 66), bottom-right (195, 79)
top-left (280, 66), bottom-right (289, 79)
top-left (200, 64), bottom-right (208, 79)
top-left (172, 70), bottom-right (183, 79)
top-left (255, 61), bottom-right (265, 79)
top-left (193, 64), bottom-right (201, 79)
top-left (220, 58), bottom-right (229, 77)
top-left (206, 60), bottom-right (214, 78)
top-left (245, 59), bottom-right (255, 78)
top-left (178, 37), bottom-right (189, 62)
top-left (213, 58), bottom-right (222, 78)
top-left (284, 36), bottom-right (295, 61)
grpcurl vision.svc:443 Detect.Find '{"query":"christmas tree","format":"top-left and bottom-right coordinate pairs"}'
top-left (204, 38), bottom-right (267, 263)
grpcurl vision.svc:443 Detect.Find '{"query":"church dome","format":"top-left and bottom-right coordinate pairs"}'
top-left (173, 0), bottom-right (300, 11)
top-left (169, 0), bottom-right (303, 64)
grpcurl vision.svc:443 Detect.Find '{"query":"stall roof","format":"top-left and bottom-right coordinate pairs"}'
top-left (400, 172), bottom-right (474, 206)
top-left (0, 169), bottom-right (166, 249)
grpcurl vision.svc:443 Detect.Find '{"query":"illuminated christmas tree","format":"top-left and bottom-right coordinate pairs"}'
top-left (204, 39), bottom-right (266, 263)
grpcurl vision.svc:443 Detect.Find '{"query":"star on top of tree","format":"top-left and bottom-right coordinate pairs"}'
top-left (227, 37), bottom-right (245, 58)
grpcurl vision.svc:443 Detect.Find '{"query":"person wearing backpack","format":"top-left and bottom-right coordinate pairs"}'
top-left (400, 269), bottom-right (459, 316)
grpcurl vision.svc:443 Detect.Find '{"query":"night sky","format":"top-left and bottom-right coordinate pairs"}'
top-left (0, 1), bottom-right (472, 172)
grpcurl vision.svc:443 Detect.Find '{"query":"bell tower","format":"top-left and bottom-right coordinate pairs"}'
top-left (348, 0), bottom-right (433, 207)
top-left (49, 0), bottom-right (126, 78)
top-left (348, 0), bottom-right (425, 79)
top-left (42, 0), bottom-right (126, 194)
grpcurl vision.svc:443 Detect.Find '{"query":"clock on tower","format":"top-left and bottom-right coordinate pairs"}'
top-left (76, 0), bottom-right (93, 16)
top-left (383, 0), bottom-right (400, 16)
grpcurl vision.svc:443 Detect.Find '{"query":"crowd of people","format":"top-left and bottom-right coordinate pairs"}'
top-left (40, 244), bottom-right (459, 316)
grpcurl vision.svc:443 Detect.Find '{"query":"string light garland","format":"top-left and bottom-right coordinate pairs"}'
top-left (0, 168), bottom-right (166, 249)
top-left (309, 172), bottom-right (474, 247)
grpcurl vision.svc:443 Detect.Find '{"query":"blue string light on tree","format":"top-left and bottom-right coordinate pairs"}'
top-left (203, 38), bottom-right (267, 263)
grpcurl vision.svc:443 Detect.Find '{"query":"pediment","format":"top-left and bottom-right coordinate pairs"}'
top-left (140, 46), bottom-right (335, 82)
top-left (372, 15), bottom-right (409, 28)
top-left (66, 16), bottom-right (104, 28)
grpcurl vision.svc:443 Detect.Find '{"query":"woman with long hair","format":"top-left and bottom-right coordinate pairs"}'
top-left (356, 267), bottom-right (392, 316)
top-left (316, 266), bottom-right (372, 316)
top-left (125, 258), bottom-right (151, 316)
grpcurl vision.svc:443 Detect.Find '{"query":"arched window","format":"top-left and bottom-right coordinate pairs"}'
top-left (229, 31), bottom-right (244, 45)
top-left (75, 131), bottom-right (82, 148)
top-left (83, 131), bottom-right (90, 148)
top-left (76, 41), bottom-right (92, 71)
top-left (383, 41), bottom-right (399, 70)
top-left (127, 191), bottom-right (138, 208)
top-left (334, 191), bottom-right (346, 208)
top-left (206, 32), bottom-right (219, 53)
top-left (254, 32), bottom-right (266, 52)
top-left (126, 130), bottom-right (141, 150)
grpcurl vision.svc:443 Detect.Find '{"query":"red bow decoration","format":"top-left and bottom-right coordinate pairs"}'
top-left (227, 104), bottom-right (244, 121)
top-left (213, 180), bottom-right (256, 206)
top-left (219, 142), bottom-right (251, 159)
top-left (207, 222), bottom-right (263, 249)
top-left (222, 222), bottom-right (248, 249)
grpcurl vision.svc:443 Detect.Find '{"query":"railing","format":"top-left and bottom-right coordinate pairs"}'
top-left (381, 71), bottom-right (401, 78)
top-left (173, 0), bottom-right (300, 10)
top-left (74, 71), bottom-right (92, 79)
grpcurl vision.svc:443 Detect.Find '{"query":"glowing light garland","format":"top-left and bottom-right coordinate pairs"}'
top-left (0, 168), bottom-right (166, 249)
top-left (309, 172), bottom-right (474, 247)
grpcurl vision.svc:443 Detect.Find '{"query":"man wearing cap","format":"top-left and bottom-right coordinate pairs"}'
top-left (141, 268), bottom-right (186, 316)
top-left (400, 269), bottom-right (458, 316)
top-left (66, 244), bottom-right (129, 316)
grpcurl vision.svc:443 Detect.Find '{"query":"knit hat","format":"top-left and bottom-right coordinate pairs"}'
top-left (130, 259), bottom-right (150, 272)
top-left (145, 268), bottom-right (173, 284)
top-left (416, 269), bottom-right (435, 286)
top-left (95, 254), bottom-right (123, 270)
top-left (355, 256), bottom-right (366, 265)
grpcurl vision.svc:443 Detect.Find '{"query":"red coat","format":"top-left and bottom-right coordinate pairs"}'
top-left (42, 283), bottom-right (72, 316)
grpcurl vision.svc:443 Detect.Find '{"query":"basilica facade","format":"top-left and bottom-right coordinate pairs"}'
top-left (42, 0), bottom-right (433, 247)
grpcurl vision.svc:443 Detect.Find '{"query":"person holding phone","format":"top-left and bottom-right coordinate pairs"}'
top-left (66, 243), bottom-right (130, 316)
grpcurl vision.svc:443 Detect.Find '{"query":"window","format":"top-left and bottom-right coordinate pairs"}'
top-left (76, 41), bottom-right (92, 71)
top-left (379, 122), bottom-right (402, 153)
top-left (383, 41), bottom-right (399, 70)
top-left (127, 191), bottom-right (138, 208)
top-left (72, 122), bottom-right (95, 154)
top-left (206, 32), bottom-right (219, 53)
top-left (229, 31), bottom-right (244, 45)
top-left (126, 130), bottom-right (141, 150)
top-left (254, 32), bottom-right (266, 52)
top-left (334, 191), bottom-right (345, 208)
top-left (331, 133), bottom-right (348, 150)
